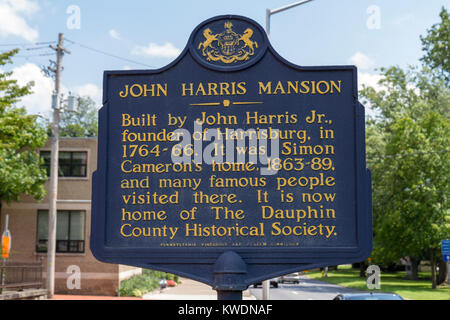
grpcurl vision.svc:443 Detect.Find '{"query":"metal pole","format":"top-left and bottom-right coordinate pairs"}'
top-left (1, 214), bottom-right (8, 293)
top-left (448, 262), bottom-right (450, 290)
top-left (266, 0), bottom-right (314, 38)
top-left (271, 0), bottom-right (314, 15)
top-left (217, 290), bottom-right (243, 300)
top-left (266, 9), bottom-right (271, 37)
top-left (47, 33), bottom-right (66, 299)
top-left (262, 280), bottom-right (270, 300)
top-left (4, 215), bottom-right (8, 232)
top-left (263, 0), bottom-right (314, 300)
top-left (213, 251), bottom-right (247, 301)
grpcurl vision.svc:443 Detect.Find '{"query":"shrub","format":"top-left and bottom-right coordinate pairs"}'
top-left (119, 269), bottom-right (179, 297)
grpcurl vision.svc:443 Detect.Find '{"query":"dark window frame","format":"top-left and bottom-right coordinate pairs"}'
top-left (36, 210), bottom-right (86, 254)
top-left (40, 151), bottom-right (88, 177)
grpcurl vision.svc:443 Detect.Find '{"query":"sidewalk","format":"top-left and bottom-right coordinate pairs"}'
top-left (51, 278), bottom-right (255, 300)
top-left (51, 294), bottom-right (142, 300)
top-left (143, 277), bottom-right (256, 300)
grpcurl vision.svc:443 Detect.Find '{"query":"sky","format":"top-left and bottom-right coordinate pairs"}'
top-left (0, 0), bottom-right (447, 117)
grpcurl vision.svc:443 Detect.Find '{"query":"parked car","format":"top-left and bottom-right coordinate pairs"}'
top-left (167, 279), bottom-right (177, 287)
top-left (253, 278), bottom-right (280, 288)
top-left (280, 272), bottom-right (301, 284)
top-left (159, 279), bottom-right (167, 289)
top-left (333, 292), bottom-right (404, 300)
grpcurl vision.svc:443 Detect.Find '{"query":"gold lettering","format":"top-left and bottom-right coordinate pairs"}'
top-left (129, 84), bottom-right (143, 97)
top-left (208, 82), bottom-right (219, 95)
top-left (182, 83), bottom-right (194, 96)
top-left (287, 81), bottom-right (298, 94)
top-left (156, 83), bottom-right (167, 96)
top-left (300, 81), bottom-right (310, 94)
top-left (316, 81), bottom-right (330, 94)
top-left (236, 82), bottom-right (247, 94)
top-left (330, 80), bottom-right (341, 93)
top-left (195, 82), bottom-right (206, 96)
top-left (273, 81), bottom-right (286, 95)
top-left (258, 81), bottom-right (272, 95)
top-left (120, 85), bottom-right (129, 98)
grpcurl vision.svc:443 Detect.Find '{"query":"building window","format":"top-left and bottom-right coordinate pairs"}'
top-left (40, 151), bottom-right (87, 177)
top-left (36, 210), bottom-right (85, 253)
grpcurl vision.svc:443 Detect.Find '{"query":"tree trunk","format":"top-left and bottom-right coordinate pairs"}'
top-left (430, 248), bottom-right (436, 289)
top-left (436, 258), bottom-right (448, 286)
top-left (359, 260), bottom-right (368, 278)
top-left (406, 257), bottom-right (420, 280)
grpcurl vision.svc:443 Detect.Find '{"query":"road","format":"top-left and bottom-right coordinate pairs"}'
top-left (249, 275), bottom-right (364, 300)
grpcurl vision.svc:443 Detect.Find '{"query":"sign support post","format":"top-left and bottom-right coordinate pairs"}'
top-left (213, 251), bottom-right (247, 300)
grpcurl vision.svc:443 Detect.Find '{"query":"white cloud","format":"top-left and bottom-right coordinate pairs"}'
top-left (131, 42), bottom-right (181, 58)
top-left (108, 29), bottom-right (121, 40)
top-left (349, 52), bottom-right (375, 71)
top-left (358, 72), bottom-right (383, 92)
top-left (73, 83), bottom-right (102, 106)
top-left (358, 72), bottom-right (385, 119)
top-left (11, 63), bottom-right (54, 116)
top-left (8, 63), bottom-right (102, 117)
top-left (0, 0), bottom-right (39, 42)
top-left (5, 0), bottom-right (39, 16)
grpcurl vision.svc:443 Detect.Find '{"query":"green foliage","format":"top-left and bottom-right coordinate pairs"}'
top-left (0, 49), bottom-right (31, 110)
top-left (119, 269), bottom-right (179, 297)
top-left (306, 267), bottom-right (450, 300)
top-left (368, 109), bottom-right (450, 263)
top-left (0, 49), bottom-right (48, 203)
top-left (361, 8), bottom-right (450, 272)
top-left (59, 96), bottom-right (98, 137)
top-left (119, 272), bottom-right (160, 297)
top-left (420, 7), bottom-right (450, 84)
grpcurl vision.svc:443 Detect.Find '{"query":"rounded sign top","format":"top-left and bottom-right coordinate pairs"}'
top-left (189, 15), bottom-right (268, 72)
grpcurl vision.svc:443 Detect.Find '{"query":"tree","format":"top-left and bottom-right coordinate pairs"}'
top-left (59, 96), bottom-right (98, 137)
top-left (362, 8), bottom-right (450, 286)
top-left (0, 49), bottom-right (48, 205)
top-left (367, 105), bottom-right (449, 279)
top-left (420, 7), bottom-right (449, 84)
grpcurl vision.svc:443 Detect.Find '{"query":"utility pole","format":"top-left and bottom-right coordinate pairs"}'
top-left (263, 1), bottom-right (314, 300)
top-left (47, 33), bottom-right (70, 298)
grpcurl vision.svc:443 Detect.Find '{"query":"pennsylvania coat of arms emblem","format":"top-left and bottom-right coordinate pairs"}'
top-left (198, 21), bottom-right (258, 64)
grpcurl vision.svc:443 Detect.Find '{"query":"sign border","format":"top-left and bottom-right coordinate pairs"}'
top-left (91, 14), bottom-right (372, 286)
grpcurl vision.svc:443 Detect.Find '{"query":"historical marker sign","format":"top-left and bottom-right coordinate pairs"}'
top-left (91, 15), bottom-right (372, 295)
top-left (442, 240), bottom-right (450, 262)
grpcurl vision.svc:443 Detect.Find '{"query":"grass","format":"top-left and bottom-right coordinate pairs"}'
top-left (305, 265), bottom-right (450, 300)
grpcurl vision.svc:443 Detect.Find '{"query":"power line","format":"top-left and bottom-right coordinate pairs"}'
top-left (0, 41), bottom-right (56, 47)
top-left (1, 42), bottom-right (56, 60)
top-left (15, 52), bottom-right (55, 58)
top-left (65, 38), bottom-right (155, 68)
top-left (25, 46), bottom-right (53, 51)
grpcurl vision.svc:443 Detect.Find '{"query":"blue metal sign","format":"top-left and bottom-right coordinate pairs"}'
top-left (442, 240), bottom-right (450, 262)
top-left (91, 15), bottom-right (372, 296)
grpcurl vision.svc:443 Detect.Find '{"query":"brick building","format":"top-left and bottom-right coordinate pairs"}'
top-left (0, 137), bottom-right (141, 296)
